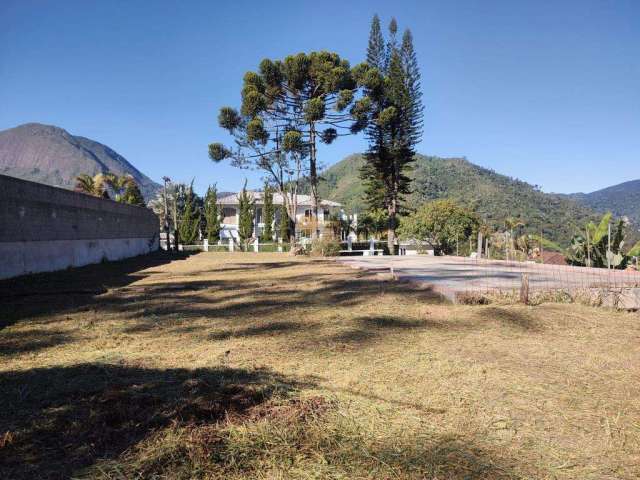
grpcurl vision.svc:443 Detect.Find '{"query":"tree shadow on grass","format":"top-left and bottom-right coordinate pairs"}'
top-left (0, 329), bottom-right (72, 358)
top-left (208, 320), bottom-right (306, 341)
top-left (474, 306), bottom-right (542, 332)
top-left (0, 362), bottom-right (315, 480)
top-left (327, 315), bottom-right (447, 347)
top-left (0, 252), bottom-right (192, 329)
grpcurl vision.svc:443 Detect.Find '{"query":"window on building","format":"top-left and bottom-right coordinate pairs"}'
top-left (256, 207), bottom-right (263, 224)
top-left (222, 207), bottom-right (236, 224)
top-left (304, 209), bottom-right (313, 219)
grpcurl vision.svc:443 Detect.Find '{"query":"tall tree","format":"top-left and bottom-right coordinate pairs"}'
top-left (357, 16), bottom-right (424, 254)
top-left (210, 51), bottom-right (366, 239)
top-left (261, 183), bottom-right (275, 241)
top-left (237, 181), bottom-right (255, 250)
top-left (367, 14), bottom-right (386, 71)
top-left (279, 203), bottom-right (290, 242)
top-left (204, 184), bottom-right (221, 243)
top-left (400, 28), bottom-right (424, 147)
top-left (178, 182), bottom-right (201, 245)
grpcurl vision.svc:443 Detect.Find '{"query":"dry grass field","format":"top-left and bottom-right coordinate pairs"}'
top-left (1, 252), bottom-right (639, 479)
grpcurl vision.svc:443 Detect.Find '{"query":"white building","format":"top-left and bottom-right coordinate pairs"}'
top-left (217, 191), bottom-right (347, 241)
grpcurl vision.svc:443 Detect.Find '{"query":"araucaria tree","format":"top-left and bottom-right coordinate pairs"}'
top-left (237, 181), bottom-right (255, 250)
top-left (358, 15), bottom-right (424, 254)
top-left (261, 183), bottom-right (275, 241)
top-left (204, 185), bottom-right (221, 243)
top-left (209, 51), bottom-right (366, 239)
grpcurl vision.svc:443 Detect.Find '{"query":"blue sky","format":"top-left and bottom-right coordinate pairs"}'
top-left (1, 0), bottom-right (638, 195)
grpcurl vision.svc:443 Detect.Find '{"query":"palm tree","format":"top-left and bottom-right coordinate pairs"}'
top-left (74, 173), bottom-right (110, 198)
top-left (105, 174), bottom-right (137, 202)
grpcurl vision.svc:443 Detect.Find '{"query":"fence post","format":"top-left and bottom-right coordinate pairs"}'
top-left (477, 233), bottom-right (483, 258)
top-left (347, 236), bottom-right (352, 251)
top-left (520, 273), bottom-right (529, 305)
top-left (254, 238), bottom-right (259, 253)
top-left (369, 238), bottom-right (374, 253)
top-left (203, 238), bottom-right (209, 252)
top-left (228, 237), bottom-right (233, 252)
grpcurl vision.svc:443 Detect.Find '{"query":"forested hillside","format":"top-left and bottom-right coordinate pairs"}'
top-left (567, 180), bottom-right (640, 227)
top-left (319, 154), bottom-right (597, 245)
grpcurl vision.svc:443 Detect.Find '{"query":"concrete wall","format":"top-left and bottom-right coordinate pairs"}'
top-left (0, 174), bottom-right (159, 279)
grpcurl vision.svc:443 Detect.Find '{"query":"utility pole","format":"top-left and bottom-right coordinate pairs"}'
top-left (162, 176), bottom-right (171, 252)
top-left (607, 222), bottom-right (612, 269)
top-left (173, 187), bottom-right (180, 252)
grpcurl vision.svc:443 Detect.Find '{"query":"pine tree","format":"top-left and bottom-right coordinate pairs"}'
top-left (204, 185), bottom-right (220, 243)
top-left (237, 181), bottom-right (255, 250)
top-left (261, 183), bottom-right (274, 241)
top-left (358, 15), bottom-right (422, 254)
top-left (367, 14), bottom-right (385, 72)
top-left (401, 29), bottom-right (424, 146)
top-left (178, 183), bottom-right (201, 245)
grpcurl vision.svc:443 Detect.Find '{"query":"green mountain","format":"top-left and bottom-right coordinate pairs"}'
top-left (319, 154), bottom-right (597, 245)
top-left (567, 180), bottom-right (640, 227)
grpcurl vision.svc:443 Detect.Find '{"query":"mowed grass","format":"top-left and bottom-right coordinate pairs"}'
top-left (1, 252), bottom-right (639, 479)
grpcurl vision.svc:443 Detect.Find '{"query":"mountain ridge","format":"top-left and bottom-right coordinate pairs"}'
top-left (318, 153), bottom-right (598, 245)
top-left (564, 179), bottom-right (640, 227)
top-left (0, 123), bottom-right (160, 199)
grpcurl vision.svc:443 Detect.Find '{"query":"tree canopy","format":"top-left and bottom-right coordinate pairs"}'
top-left (209, 51), bottom-right (368, 238)
top-left (398, 199), bottom-right (479, 255)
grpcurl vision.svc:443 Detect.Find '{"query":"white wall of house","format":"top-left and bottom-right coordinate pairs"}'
top-left (217, 203), bottom-right (339, 241)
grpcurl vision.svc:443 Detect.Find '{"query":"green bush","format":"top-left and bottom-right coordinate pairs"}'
top-left (309, 237), bottom-right (341, 257)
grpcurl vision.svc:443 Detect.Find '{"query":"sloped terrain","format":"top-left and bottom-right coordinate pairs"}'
top-left (320, 154), bottom-right (596, 244)
top-left (0, 123), bottom-right (160, 199)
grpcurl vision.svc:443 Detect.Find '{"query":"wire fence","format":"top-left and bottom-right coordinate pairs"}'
top-left (339, 254), bottom-right (640, 305)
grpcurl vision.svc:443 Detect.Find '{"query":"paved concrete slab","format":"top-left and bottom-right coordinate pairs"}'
top-left (339, 255), bottom-right (640, 299)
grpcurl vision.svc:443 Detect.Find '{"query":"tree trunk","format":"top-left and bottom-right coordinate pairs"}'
top-left (387, 198), bottom-right (397, 255)
top-left (172, 201), bottom-right (180, 252)
top-left (309, 125), bottom-right (320, 239)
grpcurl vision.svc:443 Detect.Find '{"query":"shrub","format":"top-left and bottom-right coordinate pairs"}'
top-left (309, 238), bottom-right (341, 257)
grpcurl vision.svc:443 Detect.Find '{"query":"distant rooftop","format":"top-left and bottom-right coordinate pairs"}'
top-left (218, 191), bottom-right (341, 208)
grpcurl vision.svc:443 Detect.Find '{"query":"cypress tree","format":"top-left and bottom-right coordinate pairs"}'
top-left (279, 204), bottom-right (290, 242)
top-left (237, 181), bottom-right (255, 250)
top-left (179, 183), bottom-right (201, 245)
top-left (204, 185), bottom-right (221, 243)
top-left (261, 183), bottom-right (274, 241)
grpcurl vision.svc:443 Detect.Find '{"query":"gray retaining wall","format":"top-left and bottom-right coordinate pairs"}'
top-left (0, 174), bottom-right (159, 279)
